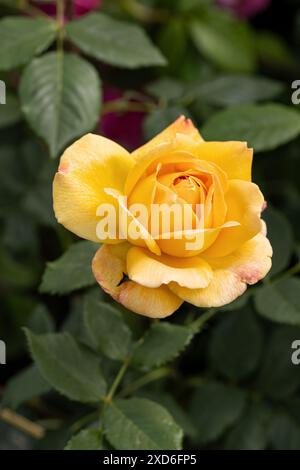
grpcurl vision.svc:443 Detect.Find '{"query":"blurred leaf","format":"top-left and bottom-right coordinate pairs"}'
top-left (29, 304), bottom-right (55, 334)
top-left (84, 290), bottom-right (133, 360)
top-left (20, 52), bottom-right (101, 158)
top-left (202, 104), bottom-right (300, 152)
top-left (0, 421), bottom-right (34, 450)
top-left (104, 398), bottom-right (183, 450)
top-left (3, 213), bottom-right (39, 255)
top-left (0, 17), bottom-right (56, 71)
top-left (256, 326), bottom-right (300, 400)
top-left (146, 77), bottom-right (184, 102)
top-left (209, 307), bottom-right (263, 381)
top-left (254, 277), bottom-right (300, 326)
top-left (157, 18), bottom-right (187, 72)
top-left (263, 206), bottom-right (294, 276)
top-left (144, 106), bottom-right (189, 140)
top-left (0, 248), bottom-right (38, 288)
top-left (66, 13), bottom-right (166, 69)
top-left (132, 322), bottom-right (193, 370)
top-left (25, 329), bottom-right (107, 403)
top-left (189, 9), bottom-right (256, 73)
top-left (188, 381), bottom-right (246, 444)
top-left (65, 429), bottom-right (104, 450)
top-left (1, 364), bottom-right (51, 409)
top-left (40, 241), bottom-right (98, 295)
top-left (0, 93), bottom-right (21, 128)
top-left (223, 403), bottom-right (271, 450)
top-left (188, 75), bottom-right (284, 107)
top-left (34, 427), bottom-right (71, 450)
top-left (257, 31), bottom-right (295, 70)
top-left (268, 412), bottom-right (300, 450)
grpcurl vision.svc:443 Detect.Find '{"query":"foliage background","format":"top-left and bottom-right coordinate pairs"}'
top-left (1, 0), bottom-right (300, 450)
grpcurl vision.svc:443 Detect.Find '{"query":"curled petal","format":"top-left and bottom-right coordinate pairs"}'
top-left (53, 134), bottom-right (135, 242)
top-left (205, 179), bottom-right (264, 257)
top-left (92, 244), bottom-right (182, 318)
top-left (132, 115), bottom-right (203, 162)
top-left (174, 136), bottom-right (253, 181)
top-left (169, 234), bottom-right (272, 307)
top-left (127, 246), bottom-right (213, 289)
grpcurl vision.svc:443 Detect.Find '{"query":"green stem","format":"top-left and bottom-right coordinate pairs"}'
top-left (105, 359), bottom-right (130, 404)
top-left (118, 367), bottom-right (174, 398)
top-left (56, 0), bottom-right (65, 54)
top-left (71, 411), bottom-right (99, 433)
top-left (190, 308), bottom-right (219, 333)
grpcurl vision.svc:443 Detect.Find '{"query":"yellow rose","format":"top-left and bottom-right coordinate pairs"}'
top-left (53, 116), bottom-right (272, 318)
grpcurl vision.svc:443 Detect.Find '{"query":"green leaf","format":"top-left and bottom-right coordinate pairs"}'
top-left (65, 429), bottom-right (104, 450)
top-left (0, 17), bottom-right (56, 71)
top-left (84, 290), bottom-right (133, 360)
top-left (157, 18), bottom-right (187, 72)
top-left (188, 381), bottom-right (246, 445)
top-left (209, 307), bottom-right (263, 381)
top-left (66, 13), bottom-right (166, 69)
top-left (254, 277), bottom-right (300, 326)
top-left (138, 390), bottom-right (197, 439)
top-left (24, 329), bottom-right (107, 403)
top-left (104, 398), bottom-right (183, 450)
top-left (202, 104), bottom-right (300, 152)
top-left (0, 93), bottom-right (22, 128)
top-left (40, 241), bottom-right (98, 295)
top-left (1, 364), bottom-right (51, 409)
top-left (132, 322), bottom-right (193, 370)
top-left (29, 304), bottom-right (55, 334)
top-left (188, 75), bottom-right (284, 107)
top-left (263, 206), bottom-right (294, 276)
top-left (146, 77), bottom-right (185, 102)
top-left (143, 107), bottom-right (189, 140)
top-left (20, 52), bottom-right (101, 158)
top-left (268, 412), bottom-right (300, 450)
top-left (223, 403), bottom-right (271, 450)
top-left (189, 9), bottom-right (256, 73)
top-left (256, 326), bottom-right (300, 400)
top-left (0, 247), bottom-right (38, 288)
top-left (257, 31), bottom-right (295, 70)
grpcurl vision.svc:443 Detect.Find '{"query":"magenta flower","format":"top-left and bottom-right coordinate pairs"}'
top-left (100, 86), bottom-right (145, 150)
top-left (33, 0), bottom-right (100, 18)
top-left (217, 0), bottom-right (271, 18)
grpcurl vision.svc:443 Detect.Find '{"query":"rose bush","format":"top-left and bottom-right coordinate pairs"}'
top-left (53, 116), bottom-right (272, 318)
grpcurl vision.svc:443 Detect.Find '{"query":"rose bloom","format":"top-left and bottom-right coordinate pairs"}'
top-left (53, 116), bottom-right (272, 318)
top-left (217, 0), bottom-right (271, 18)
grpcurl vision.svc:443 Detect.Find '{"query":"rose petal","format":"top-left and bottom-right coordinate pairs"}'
top-left (204, 179), bottom-right (264, 257)
top-left (92, 244), bottom-right (182, 318)
top-left (53, 134), bottom-right (135, 242)
top-left (169, 233), bottom-right (272, 307)
top-left (127, 246), bottom-right (213, 288)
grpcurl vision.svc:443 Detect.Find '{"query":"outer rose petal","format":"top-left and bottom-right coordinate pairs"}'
top-left (169, 234), bottom-right (272, 308)
top-left (53, 134), bottom-right (135, 242)
top-left (204, 179), bottom-right (264, 257)
top-left (127, 246), bottom-right (213, 289)
top-left (174, 138), bottom-right (253, 181)
top-left (92, 244), bottom-right (182, 318)
top-left (132, 115), bottom-right (204, 161)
